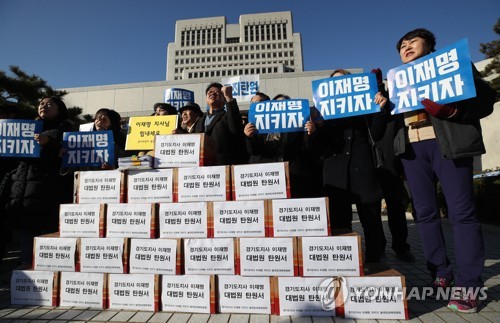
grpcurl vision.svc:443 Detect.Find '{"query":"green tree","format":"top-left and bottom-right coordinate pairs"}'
top-left (0, 65), bottom-right (90, 123)
top-left (479, 18), bottom-right (500, 101)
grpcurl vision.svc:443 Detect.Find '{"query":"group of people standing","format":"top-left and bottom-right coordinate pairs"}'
top-left (0, 28), bottom-right (495, 314)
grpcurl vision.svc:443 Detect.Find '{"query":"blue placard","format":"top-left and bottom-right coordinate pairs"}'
top-left (62, 130), bottom-right (115, 167)
top-left (387, 38), bottom-right (476, 115)
top-left (248, 99), bottom-right (310, 134)
top-left (312, 72), bottom-right (380, 120)
top-left (164, 88), bottom-right (194, 110)
top-left (0, 119), bottom-right (42, 157)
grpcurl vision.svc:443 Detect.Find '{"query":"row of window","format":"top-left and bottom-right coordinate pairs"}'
top-left (184, 66), bottom-right (282, 79)
top-left (180, 28), bottom-right (223, 47)
top-left (174, 59), bottom-right (295, 74)
top-left (175, 52), bottom-right (294, 65)
top-left (243, 23), bottom-right (287, 42)
top-left (175, 42), bottom-right (294, 55)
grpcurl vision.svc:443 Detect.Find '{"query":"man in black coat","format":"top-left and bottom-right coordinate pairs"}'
top-left (193, 83), bottom-right (247, 166)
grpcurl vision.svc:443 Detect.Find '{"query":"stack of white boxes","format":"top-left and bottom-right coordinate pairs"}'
top-left (11, 133), bottom-right (407, 319)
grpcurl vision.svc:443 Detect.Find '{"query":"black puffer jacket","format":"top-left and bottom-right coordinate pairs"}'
top-left (6, 118), bottom-right (75, 232)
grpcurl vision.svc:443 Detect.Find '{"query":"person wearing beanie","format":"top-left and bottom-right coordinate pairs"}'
top-left (175, 102), bottom-right (203, 134)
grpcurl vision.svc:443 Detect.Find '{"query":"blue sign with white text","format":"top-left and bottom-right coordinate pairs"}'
top-left (312, 72), bottom-right (380, 120)
top-left (0, 119), bottom-right (42, 157)
top-left (248, 99), bottom-right (310, 134)
top-left (62, 130), bottom-right (115, 167)
top-left (165, 88), bottom-right (195, 110)
top-left (387, 38), bottom-right (476, 115)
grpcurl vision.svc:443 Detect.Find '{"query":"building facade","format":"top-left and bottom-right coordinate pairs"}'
top-left (166, 11), bottom-right (303, 81)
top-left (59, 12), bottom-right (499, 171)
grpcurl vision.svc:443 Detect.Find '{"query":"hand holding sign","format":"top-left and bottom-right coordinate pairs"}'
top-left (305, 117), bottom-right (316, 136)
top-left (244, 123), bottom-right (257, 138)
top-left (421, 99), bottom-right (457, 119)
top-left (34, 133), bottom-right (50, 146)
top-left (374, 92), bottom-right (388, 110)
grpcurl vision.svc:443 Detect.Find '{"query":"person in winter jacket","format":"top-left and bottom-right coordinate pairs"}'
top-left (305, 69), bottom-right (389, 263)
top-left (6, 96), bottom-right (75, 268)
top-left (391, 28), bottom-right (495, 313)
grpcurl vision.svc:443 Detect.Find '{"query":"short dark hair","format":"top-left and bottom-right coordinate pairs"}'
top-left (396, 28), bottom-right (436, 52)
top-left (273, 94), bottom-right (291, 100)
top-left (254, 92), bottom-right (271, 101)
top-left (205, 82), bottom-right (223, 95)
top-left (153, 103), bottom-right (177, 115)
top-left (330, 69), bottom-right (351, 77)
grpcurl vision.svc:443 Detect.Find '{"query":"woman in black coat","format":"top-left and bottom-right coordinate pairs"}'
top-left (306, 69), bottom-right (388, 263)
top-left (6, 96), bottom-right (75, 268)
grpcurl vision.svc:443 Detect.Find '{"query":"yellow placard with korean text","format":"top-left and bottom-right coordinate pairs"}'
top-left (125, 115), bottom-right (178, 150)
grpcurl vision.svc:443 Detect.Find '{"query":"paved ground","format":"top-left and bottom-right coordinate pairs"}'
top-left (0, 213), bottom-right (499, 322)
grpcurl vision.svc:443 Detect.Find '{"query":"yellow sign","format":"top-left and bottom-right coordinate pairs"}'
top-left (125, 115), bottom-right (178, 150)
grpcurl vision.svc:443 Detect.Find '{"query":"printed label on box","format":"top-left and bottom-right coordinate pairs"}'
top-left (127, 169), bottom-right (173, 203)
top-left (80, 238), bottom-right (125, 273)
top-left (154, 134), bottom-right (201, 168)
top-left (106, 203), bottom-right (153, 238)
top-left (239, 237), bottom-right (295, 276)
top-left (218, 275), bottom-right (271, 314)
top-left (129, 238), bottom-right (178, 274)
top-left (177, 166), bottom-right (228, 202)
top-left (277, 277), bottom-right (336, 316)
top-left (271, 197), bottom-right (329, 237)
top-left (232, 162), bottom-right (288, 200)
top-left (78, 170), bottom-right (121, 203)
top-left (213, 200), bottom-right (266, 237)
top-left (59, 272), bottom-right (105, 308)
top-left (161, 275), bottom-right (213, 313)
top-left (158, 202), bottom-right (208, 238)
top-left (184, 238), bottom-right (235, 275)
top-left (11, 270), bottom-right (55, 306)
top-left (59, 203), bottom-right (102, 237)
top-left (34, 237), bottom-right (77, 272)
top-left (301, 236), bottom-right (361, 276)
top-left (108, 273), bottom-right (156, 311)
top-left (343, 276), bottom-right (406, 320)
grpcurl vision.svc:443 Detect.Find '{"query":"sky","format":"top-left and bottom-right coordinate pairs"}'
top-left (1, 0), bottom-right (498, 89)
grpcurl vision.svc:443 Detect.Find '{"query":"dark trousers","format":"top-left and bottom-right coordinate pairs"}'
top-left (378, 170), bottom-right (411, 253)
top-left (327, 186), bottom-right (386, 261)
top-left (401, 139), bottom-right (484, 288)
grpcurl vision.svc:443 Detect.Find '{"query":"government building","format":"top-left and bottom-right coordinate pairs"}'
top-left (61, 11), bottom-right (350, 118)
top-left (60, 12), bottom-right (499, 171)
